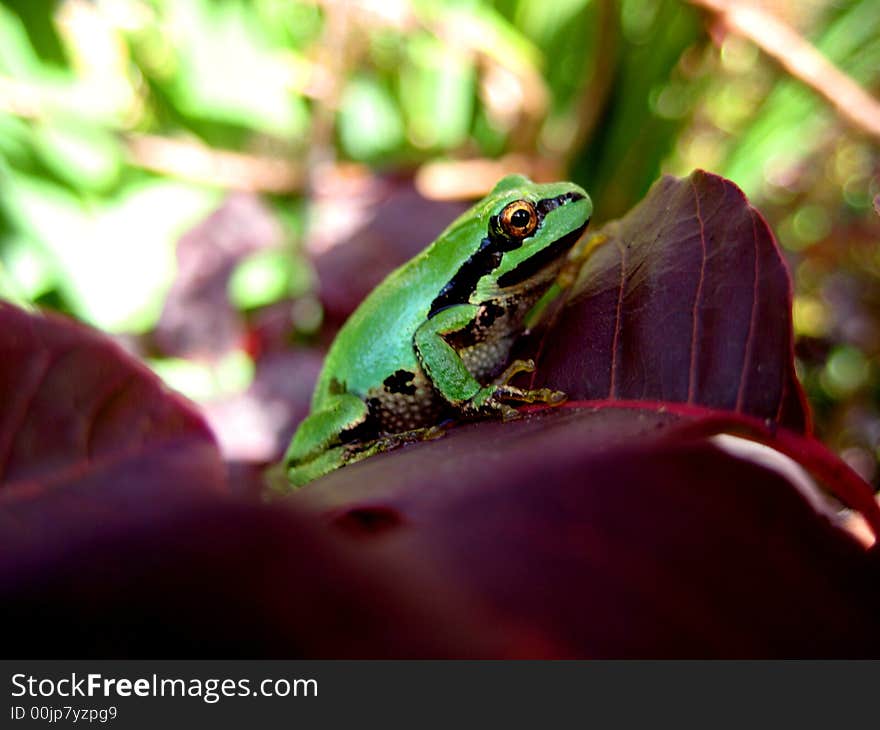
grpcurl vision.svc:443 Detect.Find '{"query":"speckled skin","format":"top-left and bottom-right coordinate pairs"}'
top-left (284, 175), bottom-right (592, 487)
top-left (363, 288), bottom-right (545, 434)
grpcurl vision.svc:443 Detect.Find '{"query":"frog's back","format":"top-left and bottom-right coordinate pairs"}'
top-left (312, 210), bottom-right (486, 408)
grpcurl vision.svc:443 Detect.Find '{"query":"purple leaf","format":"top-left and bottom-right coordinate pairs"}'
top-left (0, 304), bottom-right (506, 657)
top-left (279, 170), bottom-right (880, 656)
top-left (0, 302), bottom-right (225, 502)
top-left (1, 495), bottom-right (511, 658)
top-left (289, 409), bottom-right (880, 657)
top-left (4, 170), bottom-right (879, 658)
top-left (525, 170), bottom-right (808, 431)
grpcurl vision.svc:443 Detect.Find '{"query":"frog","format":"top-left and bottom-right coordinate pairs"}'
top-left (284, 174), bottom-right (592, 488)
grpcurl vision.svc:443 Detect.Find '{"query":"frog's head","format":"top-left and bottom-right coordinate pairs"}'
top-left (478, 174), bottom-right (592, 297)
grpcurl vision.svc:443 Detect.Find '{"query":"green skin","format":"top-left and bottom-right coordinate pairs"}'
top-left (285, 175), bottom-right (592, 487)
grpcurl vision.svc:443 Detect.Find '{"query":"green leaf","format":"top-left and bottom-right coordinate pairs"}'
top-left (0, 232), bottom-right (57, 301)
top-left (1, 0), bottom-right (67, 67)
top-left (0, 113), bottom-right (34, 166)
top-left (0, 5), bottom-right (38, 77)
top-left (148, 349), bottom-right (254, 402)
top-left (721, 0), bottom-right (880, 197)
top-left (400, 33), bottom-right (475, 149)
top-left (32, 120), bottom-right (122, 192)
top-left (416, 1), bottom-right (542, 71)
top-left (569, 0), bottom-right (700, 220)
top-left (2, 173), bottom-right (219, 333)
top-left (162, 0), bottom-right (308, 136)
top-left (510, 0), bottom-right (595, 109)
top-left (229, 248), bottom-right (296, 311)
top-left (338, 76), bottom-right (405, 161)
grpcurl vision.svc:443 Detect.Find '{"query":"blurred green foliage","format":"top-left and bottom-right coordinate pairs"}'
top-left (0, 0), bottom-right (878, 482)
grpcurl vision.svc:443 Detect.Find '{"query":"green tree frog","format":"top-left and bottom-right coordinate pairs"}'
top-left (285, 174), bottom-right (592, 487)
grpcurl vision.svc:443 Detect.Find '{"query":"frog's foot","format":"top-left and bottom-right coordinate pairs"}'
top-left (466, 380), bottom-right (566, 421)
top-left (494, 383), bottom-right (567, 407)
top-left (370, 423), bottom-right (448, 452)
top-left (492, 358), bottom-right (566, 415)
top-left (493, 358), bottom-right (536, 385)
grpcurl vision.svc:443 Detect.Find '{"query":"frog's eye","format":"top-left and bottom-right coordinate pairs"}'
top-left (499, 200), bottom-right (538, 238)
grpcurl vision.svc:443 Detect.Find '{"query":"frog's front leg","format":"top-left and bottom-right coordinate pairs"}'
top-left (414, 304), bottom-right (565, 418)
top-left (284, 393), bottom-right (369, 487)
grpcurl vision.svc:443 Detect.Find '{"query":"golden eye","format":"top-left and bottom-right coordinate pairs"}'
top-left (499, 200), bottom-right (538, 238)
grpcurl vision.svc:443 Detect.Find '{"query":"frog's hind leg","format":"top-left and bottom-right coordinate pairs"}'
top-left (284, 394), bottom-right (370, 487)
top-left (286, 444), bottom-right (351, 488)
top-left (285, 394), bottom-right (448, 488)
top-left (333, 422), bottom-right (448, 473)
top-left (285, 394), bottom-right (369, 465)
top-left (473, 358), bottom-right (562, 420)
top-left (288, 424), bottom-right (446, 489)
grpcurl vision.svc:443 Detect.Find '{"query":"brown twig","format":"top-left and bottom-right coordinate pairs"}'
top-left (415, 154), bottom-right (564, 200)
top-left (126, 135), bottom-right (303, 193)
top-left (0, 75), bottom-right (305, 193)
top-left (690, 0), bottom-right (880, 140)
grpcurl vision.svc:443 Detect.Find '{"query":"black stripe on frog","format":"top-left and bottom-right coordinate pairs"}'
top-left (427, 192), bottom-right (584, 318)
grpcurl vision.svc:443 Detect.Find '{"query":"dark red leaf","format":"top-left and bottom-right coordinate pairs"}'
top-left (0, 304), bottom-right (505, 658)
top-left (289, 408), bottom-right (880, 658)
top-left (277, 170), bottom-right (880, 656)
top-left (0, 302), bottom-right (225, 501)
top-left (525, 170), bottom-right (809, 432)
top-left (4, 170), bottom-right (878, 659)
top-left (0, 495), bottom-right (510, 658)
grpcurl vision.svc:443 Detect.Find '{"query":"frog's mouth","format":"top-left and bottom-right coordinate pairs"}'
top-left (496, 219), bottom-right (589, 289)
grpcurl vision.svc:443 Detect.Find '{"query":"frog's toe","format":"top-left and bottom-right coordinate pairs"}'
top-left (493, 384), bottom-right (567, 406)
top-left (286, 445), bottom-right (349, 489)
top-left (543, 388), bottom-right (567, 405)
top-left (494, 358), bottom-right (535, 385)
top-left (499, 403), bottom-right (521, 421)
top-left (422, 424), bottom-right (448, 441)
